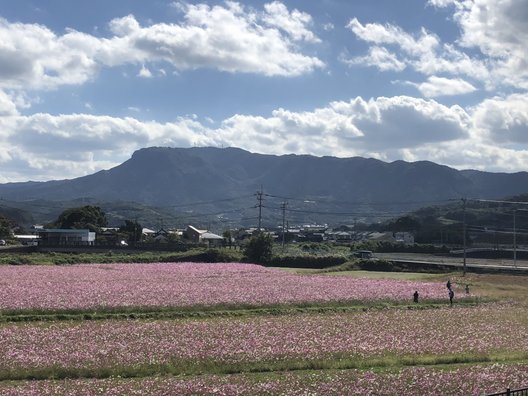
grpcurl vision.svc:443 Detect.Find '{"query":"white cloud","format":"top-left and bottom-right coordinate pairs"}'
top-left (215, 96), bottom-right (471, 157)
top-left (262, 1), bottom-right (320, 43)
top-left (1, 92), bottom-right (527, 181)
top-left (0, 18), bottom-right (99, 90)
top-left (347, 18), bottom-right (439, 58)
top-left (0, 90), bottom-right (19, 116)
top-left (471, 93), bottom-right (528, 144)
top-left (0, 95), bottom-right (473, 181)
top-left (342, 46), bottom-right (406, 72)
top-left (346, 17), bottom-right (491, 83)
top-left (346, 13), bottom-right (523, 91)
top-left (102, 3), bottom-right (324, 77)
top-left (415, 76), bottom-right (477, 97)
top-left (448, 0), bottom-right (528, 89)
top-left (137, 65), bottom-right (153, 78)
top-left (0, 2), bottom-right (323, 93)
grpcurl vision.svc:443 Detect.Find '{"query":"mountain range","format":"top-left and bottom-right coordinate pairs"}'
top-left (1, 147), bottom-right (528, 229)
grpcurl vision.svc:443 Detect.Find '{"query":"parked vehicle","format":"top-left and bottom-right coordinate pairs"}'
top-left (0, 239), bottom-right (6, 246)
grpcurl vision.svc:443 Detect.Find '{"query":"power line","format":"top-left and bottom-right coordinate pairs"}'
top-left (473, 199), bottom-right (528, 206)
top-left (166, 194), bottom-right (254, 208)
top-left (263, 193), bottom-right (459, 207)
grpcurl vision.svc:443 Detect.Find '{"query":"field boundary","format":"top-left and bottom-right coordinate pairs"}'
top-left (0, 298), bottom-right (488, 323)
top-left (1, 351), bottom-right (526, 382)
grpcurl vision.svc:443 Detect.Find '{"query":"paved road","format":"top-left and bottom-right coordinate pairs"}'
top-left (375, 252), bottom-right (528, 273)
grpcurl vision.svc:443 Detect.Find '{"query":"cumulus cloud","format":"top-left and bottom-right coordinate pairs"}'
top-left (217, 96), bottom-right (469, 156)
top-left (4, 96), bottom-right (468, 179)
top-left (347, 0), bottom-right (528, 91)
top-left (137, 65), bottom-right (152, 78)
top-left (345, 17), bottom-right (490, 86)
top-left (2, 92), bottom-right (528, 181)
top-left (0, 18), bottom-right (99, 90)
top-left (471, 93), bottom-right (528, 144)
top-left (0, 90), bottom-right (19, 116)
top-left (262, 1), bottom-right (320, 43)
top-left (345, 0), bottom-right (528, 91)
top-left (0, 112), bottom-right (220, 180)
top-left (0, 2), bottom-right (323, 92)
top-left (430, 0), bottom-right (528, 89)
top-left (342, 46), bottom-right (406, 72)
top-left (414, 76), bottom-right (477, 97)
top-left (347, 18), bottom-right (440, 58)
top-left (102, 3), bottom-right (324, 77)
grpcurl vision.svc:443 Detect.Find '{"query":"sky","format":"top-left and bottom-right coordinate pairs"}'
top-left (0, 0), bottom-right (527, 182)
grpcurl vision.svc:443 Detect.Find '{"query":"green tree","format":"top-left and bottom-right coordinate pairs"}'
top-left (118, 220), bottom-right (143, 244)
top-left (244, 233), bottom-right (273, 264)
top-left (54, 205), bottom-right (107, 232)
top-left (386, 215), bottom-right (421, 233)
top-left (0, 215), bottom-right (11, 238)
top-left (223, 230), bottom-right (233, 248)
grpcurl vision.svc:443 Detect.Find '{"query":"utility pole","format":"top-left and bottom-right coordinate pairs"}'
top-left (462, 197), bottom-right (467, 276)
top-left (255, 186), bottom-right (263, 232)
top-left (281, 201), bottom-right (287, 249)
top-left (513, 208), bottom-right (517, 267)
top-left (134, 216), bottom-right (138, 247)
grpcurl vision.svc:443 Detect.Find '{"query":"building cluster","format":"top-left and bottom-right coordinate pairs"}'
top-left (9, 223), bottom-right (414, 248)
top-left (246, 224), bottom-right (414, 245)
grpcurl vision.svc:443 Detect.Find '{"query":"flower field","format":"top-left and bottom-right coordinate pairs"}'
top-left (1, 364), bottom-right (527, 395)
top-left (1, 304), bottom-right (526, 373)
top-left (0, 261), bottom-right (526, 395)
top-left (0, 263), bottom-right (455, 311)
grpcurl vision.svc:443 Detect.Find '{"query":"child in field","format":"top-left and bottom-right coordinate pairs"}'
top-left (413, 290), bottom-right (419, 303)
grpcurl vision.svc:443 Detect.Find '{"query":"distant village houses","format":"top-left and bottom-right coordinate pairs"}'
top-left (185, 225), bottom-right (224, 247)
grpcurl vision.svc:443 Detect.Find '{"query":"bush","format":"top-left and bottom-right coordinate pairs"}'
top-left (160, 248), bottom-right (242, 263)
top-left (269, 255), bottom-right (347, 269)
top-left (244, 233), bottom-right (273, 264)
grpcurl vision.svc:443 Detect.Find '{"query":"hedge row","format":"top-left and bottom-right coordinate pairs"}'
top-left (268, 255), bottom-right (348, 269)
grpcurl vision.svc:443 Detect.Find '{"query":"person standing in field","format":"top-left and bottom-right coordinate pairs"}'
top-left (446, 279), bottom-right (452, 290)
top-left (449, 289), bottom-right (454, 306)
top-left (413, 290), bottom-right (419, 303)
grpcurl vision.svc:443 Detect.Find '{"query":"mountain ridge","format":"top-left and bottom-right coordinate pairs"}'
top-left (1, 147), bottom-right (527, 228)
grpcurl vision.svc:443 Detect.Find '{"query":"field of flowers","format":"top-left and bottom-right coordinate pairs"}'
top-left (0, 263), bottom-right (456, 312)
top-left (0, 364), bottom-right (527, 395)
top-left (1, 303), bottom-right (526, 376)
top-left (0, 261), bottom-right (525, 395)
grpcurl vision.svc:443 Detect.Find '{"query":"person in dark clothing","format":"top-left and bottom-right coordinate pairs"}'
top-left (449, 289), bottom-right (454, 306)
top-left (413, 290), bottom-right (419, 303)
top-left (446, 280), bottom-right (452, 290)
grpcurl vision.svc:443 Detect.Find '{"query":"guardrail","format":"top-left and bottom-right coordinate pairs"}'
top-left (486, 387), bottom-right (528, 396)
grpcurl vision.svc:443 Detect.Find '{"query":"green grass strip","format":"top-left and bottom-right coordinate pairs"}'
top-left (1, 351), bottom-right (526, 382)
top-left (0, 298), bottom-right (489, 323)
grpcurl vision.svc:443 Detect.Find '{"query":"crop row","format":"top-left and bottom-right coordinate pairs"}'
top-left (1, 303), bottom-right (525, 373)
top-left (1, 363), bottom-right (527, 395)
top-left (0, 263), bottom-right (461, 311)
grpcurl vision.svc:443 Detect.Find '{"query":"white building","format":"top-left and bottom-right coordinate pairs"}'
top-left (37, 229), bottom-right (96, 246)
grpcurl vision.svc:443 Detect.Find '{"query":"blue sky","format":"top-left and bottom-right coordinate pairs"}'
top-left (0, 0), bottom-right (527, 182)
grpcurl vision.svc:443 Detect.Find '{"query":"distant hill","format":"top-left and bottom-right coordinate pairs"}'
top-left (1, 147), bottom-right (528, 229)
